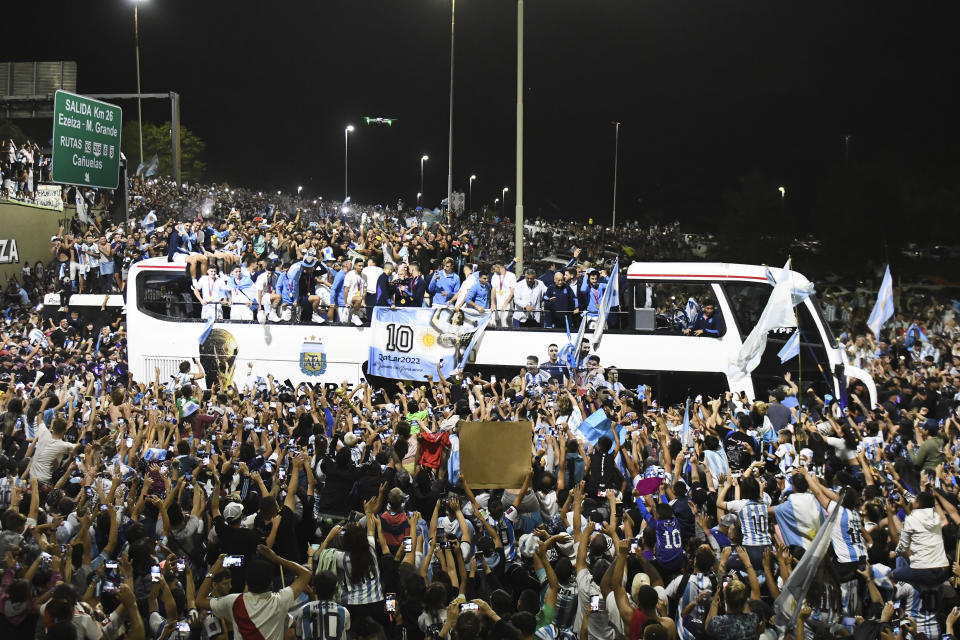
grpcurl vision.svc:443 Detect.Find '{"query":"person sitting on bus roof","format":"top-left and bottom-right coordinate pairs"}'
top-left (309, 272), bottom-right (332, 324)
top-left (684, 301), bottom-right (725, 337)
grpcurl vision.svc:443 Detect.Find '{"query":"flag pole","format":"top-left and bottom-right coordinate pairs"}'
top-left (789, 256), bottom-right (803, 421)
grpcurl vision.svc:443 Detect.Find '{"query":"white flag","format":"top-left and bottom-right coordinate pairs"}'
top-left (728, 260), bottom-right (813, 382)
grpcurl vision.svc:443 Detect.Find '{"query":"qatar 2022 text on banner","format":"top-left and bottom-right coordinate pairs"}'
top-left (367, 306), bottom-right (492, 381)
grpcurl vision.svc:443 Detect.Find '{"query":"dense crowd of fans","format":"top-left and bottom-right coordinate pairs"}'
top-left (0, 176), bottom-right (959, 640)
top-left (1, 139), bottom-right (50, 203)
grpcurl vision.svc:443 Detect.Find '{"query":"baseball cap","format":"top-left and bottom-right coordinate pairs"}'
top-left (223, 502), bottom-right (244, 523)
top-left (343, 432), bottom-right (358, 447)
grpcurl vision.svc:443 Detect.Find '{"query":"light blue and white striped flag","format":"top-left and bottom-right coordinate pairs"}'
top-left (777, 331), bottom-right (800, 363)
top-left (866, 265), bottom-right (894, 338)
top-left (681, 397), bottom-right (693, 449)
top-left (591, 258), bottom-right (620, 346)
top-left (773, 488), bottom-right (847, 635)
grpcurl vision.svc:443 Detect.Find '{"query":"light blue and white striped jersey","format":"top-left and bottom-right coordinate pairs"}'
top-left (730, 500), bottom-right (772, 546)
top-left (290, 600), bottom-right (350, 640)
top-left (703, 449), bottom-right (729, 482)
top-left (535, 624), bottom-right (578, 640)
top-left (828, 501), bottom-right (868, 563)
top-left (338, 538), bottom-right (384, 605)
top-left (667, 572), bottom-right (715, 640)
top-left (894, 583), bottom-right (941, 640)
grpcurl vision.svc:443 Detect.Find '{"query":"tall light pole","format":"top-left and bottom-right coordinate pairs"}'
top-left (778, 186), bottom-right (786, 213)
top-left (514, 0), bottom-right (525, 272)
top-left (502, 187), bottom-right (509, 217)
top-left (132, 0), bottom-right (146, 168)
top-left (446, 0), bottom-right (455, 220)
top-left (469, 174), bottom-right (476, 213)
top-left (344, 125), bottom-right (354, 201)
top-left (420, 155), bottom-right (429, 204)
top-left (611, 121), bottom-right (620, 231)
top-left (417, 192), bottom-right (423, 206)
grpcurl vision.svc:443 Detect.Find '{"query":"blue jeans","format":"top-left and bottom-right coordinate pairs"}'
top-left (891, 556), bottom-right (950, 587)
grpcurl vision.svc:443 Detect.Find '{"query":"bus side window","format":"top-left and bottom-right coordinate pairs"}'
top-left (651, 282), bottom-right (720, 335)
top-left (137, 272), bottom-right (201, 321)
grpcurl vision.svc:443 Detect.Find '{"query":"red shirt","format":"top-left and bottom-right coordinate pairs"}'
top-left (417, 431), bottom-right (450, 469)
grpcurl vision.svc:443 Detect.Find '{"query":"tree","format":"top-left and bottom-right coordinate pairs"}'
top-left (0, 119), bottom-right (28, 145)
top-left (121, 121), bottom-right (207, 182)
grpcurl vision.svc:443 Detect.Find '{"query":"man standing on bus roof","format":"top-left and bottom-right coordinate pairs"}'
top-left (398, 263), bottom-right (426, 308)
top-left (456, 271), bottom-right (491, 316)
top-left (227, 266), bottom-right (256, 322)
top-left (255, 260), bottom-right (282, 324)
top-left (428, 257), bottom-right (461, 308)
top-left (684, 301), bottom-right (725, 337)
top-left (194, 265), bottom-right (223, 321)
top-left (579, 268), bottom-right (608, 328)
top-left (490, 262), bottom-right (516, 328)
top-left (320, 257), bottom-right (347, 324)
top-left (545, 270), bottom-right (579, 329)
top-left (513, 268), bottom-right (547, 328)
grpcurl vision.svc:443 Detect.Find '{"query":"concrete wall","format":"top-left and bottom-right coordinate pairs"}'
top-left (0, 200), bottom-right (74, 283)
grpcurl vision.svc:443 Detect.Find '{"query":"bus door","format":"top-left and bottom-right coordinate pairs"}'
top-left (721, 281), bottom-right (837, 405)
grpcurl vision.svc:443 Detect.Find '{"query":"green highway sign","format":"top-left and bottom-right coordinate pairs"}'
top-left (51, 90), bottom-right (122, 189)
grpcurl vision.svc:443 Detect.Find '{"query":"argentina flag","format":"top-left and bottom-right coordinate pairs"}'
top-left (866, 265), bottom-right (893, 338)
top-left (777, 331), bottom-right (800, 363)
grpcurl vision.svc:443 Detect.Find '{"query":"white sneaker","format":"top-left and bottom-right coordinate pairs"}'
top-left (280, 305), bottom-right (293, 322)
top-left (351, 315), bottom-right (362, 326)
top-left (312, 312), bottom-right (325, 324)
top-left (257, 310), bottom-right (266, 324)
top-left (267, 308), bottom-right (281, 322)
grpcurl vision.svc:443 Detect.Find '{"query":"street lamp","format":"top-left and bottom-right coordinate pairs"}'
top-left (469, 174), bottom-right (476, 213)
top-left (297, 185), bottom-right (303, 195)
top-left (501, 187), bottom-right (509, 216)
top-left (778, 186), bottom-right (786, 199)
top-left (131, 0), bottom-right (147, 168)
top-left (417, 192), bottom-right (423, 206)
top-left (420, 155), bottom-right (429, 203)
top-left (344, 125), bottom-right (354, 201)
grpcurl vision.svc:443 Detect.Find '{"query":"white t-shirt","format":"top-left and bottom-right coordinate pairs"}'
top-left (491, 271), bottom-right (517, 308)
top-left (361, 265), bottom-right (383, 294)
top-left (210, 586), bottom-right (295, 640)
top-left (30, 422), bottom-right (75, 483)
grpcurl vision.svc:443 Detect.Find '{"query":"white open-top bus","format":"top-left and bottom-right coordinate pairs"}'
top-left (125, 258), bottom-right (876, 406)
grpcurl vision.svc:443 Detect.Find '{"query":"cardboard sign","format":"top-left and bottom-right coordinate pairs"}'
top-left (458, 420), bottom-right (532, 489)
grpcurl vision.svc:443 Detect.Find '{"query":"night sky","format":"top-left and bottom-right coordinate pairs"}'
top-left (8, 1), bottom-right (960, 230)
